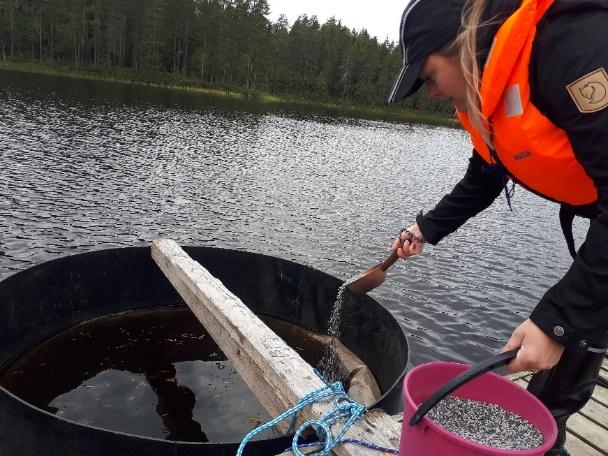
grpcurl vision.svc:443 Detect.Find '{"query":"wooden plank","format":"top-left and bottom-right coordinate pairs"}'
top-left (565, 433), bottom-right (604, 456)
top-left (578, 395), bottom-right (608, 428)
top-left (514, 378), bottom-right (528, 389)
top-left (566, 413), bottom-right (608, 454)
top-left (507, 371), bottom-right (534, 382)
top-left (151, 240), bottom-right (401, 456)
top-left (513, 376), bottom-right (608, 454)
top-left (276, 445), bottom-right (325, 456)
top-left (591, 382), bottom-right (608, 407)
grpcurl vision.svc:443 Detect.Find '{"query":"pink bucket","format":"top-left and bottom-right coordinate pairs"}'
top-left (399, 362), bottom-right (558, 455)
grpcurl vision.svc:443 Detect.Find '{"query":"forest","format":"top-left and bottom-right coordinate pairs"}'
top-left (0, 0), bottom-right (451, 113)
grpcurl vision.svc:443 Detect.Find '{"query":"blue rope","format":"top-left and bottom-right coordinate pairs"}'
top-left (236, 379), bottom-right (369, 456)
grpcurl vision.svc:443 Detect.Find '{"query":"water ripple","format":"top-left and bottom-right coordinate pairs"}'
top-left (0, 70), bottom-right (586, 366)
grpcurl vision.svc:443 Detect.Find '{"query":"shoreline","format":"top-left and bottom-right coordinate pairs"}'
top-left (0, 60), bottom-right (460, 128)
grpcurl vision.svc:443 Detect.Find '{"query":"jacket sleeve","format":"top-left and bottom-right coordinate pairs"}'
top-left (416, 151), bottom-right (504, 245)
top-left (528, 5), bottom-right (608, 351)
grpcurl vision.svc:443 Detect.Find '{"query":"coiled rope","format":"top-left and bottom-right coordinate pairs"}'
top-left (236, 377), bottom-right (397, 456)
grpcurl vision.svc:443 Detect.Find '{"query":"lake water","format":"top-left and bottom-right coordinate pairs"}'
top-left (0, 69), bottom-right (586, 368)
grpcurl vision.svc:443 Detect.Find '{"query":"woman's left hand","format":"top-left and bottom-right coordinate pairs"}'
top-left (501, 319), bottom-right (565, 374)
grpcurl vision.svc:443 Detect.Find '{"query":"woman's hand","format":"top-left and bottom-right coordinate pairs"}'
top-left (501, 319), bottom-right (565, 374)
top-left (392, 224), bottom-right (426, 259)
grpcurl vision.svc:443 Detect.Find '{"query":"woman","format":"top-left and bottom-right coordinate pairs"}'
top-left (388, 0), bottom-right (608, 454)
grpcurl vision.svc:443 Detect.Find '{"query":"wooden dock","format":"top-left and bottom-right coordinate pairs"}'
top-left (509, 356), bottom-right (608, 456)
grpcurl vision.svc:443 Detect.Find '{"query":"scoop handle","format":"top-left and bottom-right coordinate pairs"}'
top-left (379, 250), bottom-right (399, 272)
top-left (409, 349), bottom-right (519, 426)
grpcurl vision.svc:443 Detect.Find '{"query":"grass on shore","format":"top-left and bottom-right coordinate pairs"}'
top-left (0, 59), bottom-right (460, 128)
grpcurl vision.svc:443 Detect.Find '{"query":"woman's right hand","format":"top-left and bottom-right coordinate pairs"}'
top-left (392, 224), bottom-right (426, 260)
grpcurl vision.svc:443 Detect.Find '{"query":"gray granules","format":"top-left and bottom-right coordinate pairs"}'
top-left (426, 396), bottom-right (544, 450)
top-left (317, 284), bottom-right (348, 383)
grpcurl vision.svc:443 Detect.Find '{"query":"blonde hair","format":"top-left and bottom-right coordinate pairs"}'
top-left (439, 0), bottom-right (492, 145)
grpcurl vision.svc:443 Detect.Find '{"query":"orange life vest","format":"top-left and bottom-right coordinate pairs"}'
top-left (457, 0), bottom-right (598, 206)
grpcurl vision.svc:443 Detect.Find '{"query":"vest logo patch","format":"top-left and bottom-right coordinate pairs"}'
top-left (567, 67), bottom-right (608, 113)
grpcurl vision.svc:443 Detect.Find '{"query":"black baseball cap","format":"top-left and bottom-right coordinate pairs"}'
top-left (388, 0), bottom-right (465, 104)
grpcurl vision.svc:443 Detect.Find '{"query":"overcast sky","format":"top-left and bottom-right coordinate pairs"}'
top-left (266, 0), bottom-right (406, 43)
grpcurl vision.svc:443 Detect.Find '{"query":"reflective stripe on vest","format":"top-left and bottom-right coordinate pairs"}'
top-left (457, 0), bottom-right (598, 206)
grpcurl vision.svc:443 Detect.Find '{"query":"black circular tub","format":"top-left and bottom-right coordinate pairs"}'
top-left (0, 246), bottom-right (409, 456)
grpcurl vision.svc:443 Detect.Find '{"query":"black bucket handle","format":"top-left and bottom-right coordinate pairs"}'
top-left (409, 349), bottom-right (519, 426)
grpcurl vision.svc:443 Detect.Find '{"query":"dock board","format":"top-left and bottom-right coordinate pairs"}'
top-left (510, 355), bottom-right (608, 456)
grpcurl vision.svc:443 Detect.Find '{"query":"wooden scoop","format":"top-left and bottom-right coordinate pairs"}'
top-left (345, 250), bottom-right (399, 295)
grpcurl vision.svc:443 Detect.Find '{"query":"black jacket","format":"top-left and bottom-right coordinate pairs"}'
top-left (416, 0), bottom-right (608, 351)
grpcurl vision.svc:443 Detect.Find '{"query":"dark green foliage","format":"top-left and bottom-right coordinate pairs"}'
top-left (0, 0), bottom-right (452, 112)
